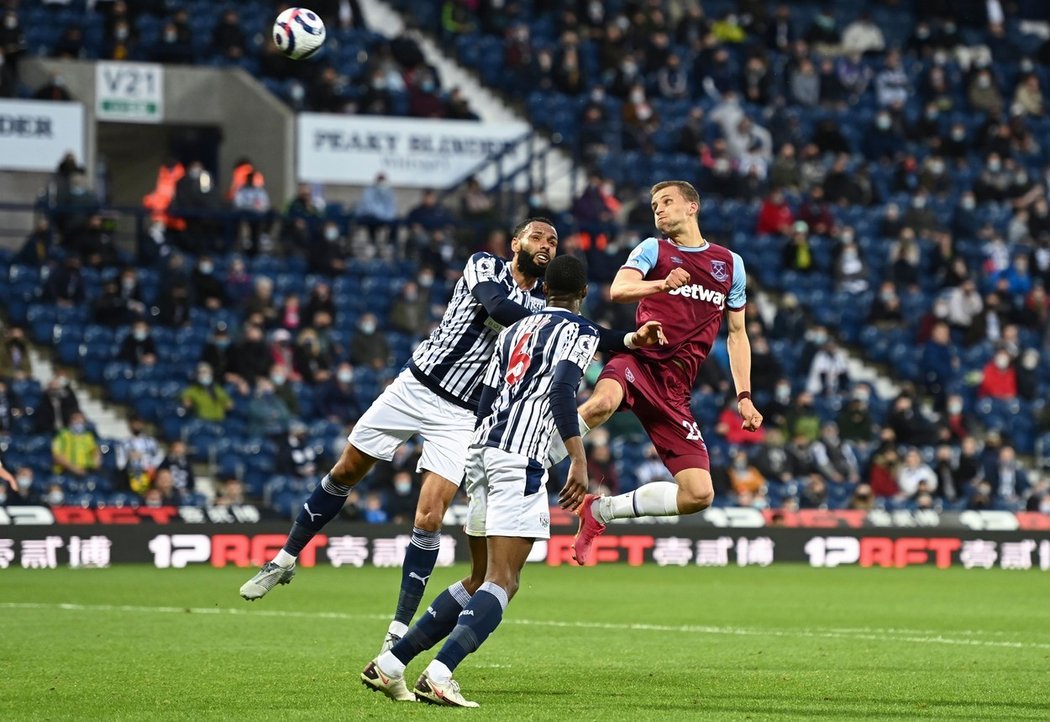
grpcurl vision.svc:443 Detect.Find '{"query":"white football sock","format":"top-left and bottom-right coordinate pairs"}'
top-left (426, 660), bottom-right (453, 685)
top-left (546, 413), bottom-right (592, 466)
top-left (273, 549), bottom-right (297, 568)
top-left (376, 651), bottom-right (405, 679)
top-left (595, 482), bottom-right (680, 523)
top-left (388, 620), bottom-right (409, 638)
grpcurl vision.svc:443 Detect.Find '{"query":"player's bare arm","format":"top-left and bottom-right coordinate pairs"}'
top-left (609, 267), bottom-right (690, 303)
top-left (726, 308), bottom-right (763, 431)
top-left (559, 435), bottom-right (588, 513)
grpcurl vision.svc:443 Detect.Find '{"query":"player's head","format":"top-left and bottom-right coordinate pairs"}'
top-left (543, 255), bottom-right (588, 312)
top-left (511, 217), bottom-right (558, 278)
top-left (650, 180), bottom-right (700, 237)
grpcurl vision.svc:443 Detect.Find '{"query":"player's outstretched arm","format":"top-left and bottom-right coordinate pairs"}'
top-left (593, 321), bottom-right (666, 353)
top-left (609, 267), bottom-right (690, 303)
top-left (726, 308), bottom-right (763, 432)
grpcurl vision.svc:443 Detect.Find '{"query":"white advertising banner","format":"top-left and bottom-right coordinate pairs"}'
top-left (95, 62), bottom-right (164, 123)
top-left (0, 99), bottom-right (85, 172)
top-left (297, 114), bottom-right (531, 187)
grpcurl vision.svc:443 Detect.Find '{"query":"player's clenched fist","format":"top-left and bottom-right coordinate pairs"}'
top-left (738, 398), bottom-right (764, 432)
top-left (661, 267), bottom-right (690, 292)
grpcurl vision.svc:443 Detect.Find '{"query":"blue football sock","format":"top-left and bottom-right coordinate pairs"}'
top-left (390, 581), bottom-right (472, 666)
top-left (393, 527), bottom-right (441, 625)
top-left (434, 581), bottom-right (508, 673)
top-left (282, 475), bottom-right (351, 557)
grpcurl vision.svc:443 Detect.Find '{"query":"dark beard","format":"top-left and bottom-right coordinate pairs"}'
top-left (516, 249), bottom-right (548, 279)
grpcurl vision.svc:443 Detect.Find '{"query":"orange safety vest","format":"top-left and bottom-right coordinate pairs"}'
top-left (142, 162), bottom-right (186, 229)
top-left (228, 163), bottom-right (265, 200)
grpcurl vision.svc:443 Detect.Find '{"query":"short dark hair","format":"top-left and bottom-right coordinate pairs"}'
top-left (512, 216), bottom-right (556, 240)
top-left (650, 180), bottom-right (700, 213)
top-left (544, 255), bottom-right (587, 297)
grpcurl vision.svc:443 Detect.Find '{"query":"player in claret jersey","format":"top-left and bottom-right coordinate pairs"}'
top-left (552, 180), bottom-right (764, 563)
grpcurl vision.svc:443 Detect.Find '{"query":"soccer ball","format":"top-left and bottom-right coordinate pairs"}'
top-left (273, 7), bottom-right (326, 60)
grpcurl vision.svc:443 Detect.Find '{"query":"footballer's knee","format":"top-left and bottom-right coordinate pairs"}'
top-left (676, 471), bottom-right (714, 514)
top-left (414, 473), bottom-right (458, 531)
top-left (412, 502), bottom-right (444, 532)
top-left (486, 572), bottom-right (520, 600)
top-left (329, 443), bottom-right (375, 487)
top-left (678, 488), bottom-right (714, 514)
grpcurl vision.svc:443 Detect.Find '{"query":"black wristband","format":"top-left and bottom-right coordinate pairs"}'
top-left (737, 391), bottom-right (752, 403)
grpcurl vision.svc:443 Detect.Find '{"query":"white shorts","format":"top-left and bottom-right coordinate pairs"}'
top-left (464, 446), bottom-right (551, 540)
top-left (348, 369), bottom-right (475, 485)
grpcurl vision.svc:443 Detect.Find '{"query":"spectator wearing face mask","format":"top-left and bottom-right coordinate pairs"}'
top-left (191, 255), bottom-right (225, 309)
top-left (806, 339), bottom-right (850, 397)
top-left (1015, 349), bottom-right (1041, 401)
top-left (837, 386), bottom-right (877, 449)
top-left (118, 319), bottom-right (158, 367)
top-left (267, 363), bottom-right (300, 416)
top-left (277, 420), bottom-right (318, 479)
top-left (36, 372), bottom-right (80, 434)
top-left (728, 449), bottom-right (767, 498)
top-left (943, 393), bottom-right (972, 441)
top-left (181, 362), bottom-right (233, 422)
top-left (384, 470), bottom-right (419, 524)
top-left (247, 377), bottom-right (293, 438)
top-left (158, 439), bottom-right (195, 493)
top-left (967, 69), bottom-right (1003, 116)
top-left (349, 313), bottom-right (389, 370)
top-left (316, 362), bottom-right (362, 423)
top-left (52, 411), bottom-right (101, 477)
top-left (356, 173), bottom-right (398, 242)
top-left (293, 327), bottom-right (334, 385)
top-left (977, 349), bottom-right (1017, 399)
top-left (0, 325), bottom-right (31, 380)
top-left (389, 281), bottom-right (429, 336)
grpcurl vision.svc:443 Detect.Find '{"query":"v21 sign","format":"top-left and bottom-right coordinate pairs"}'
top-left (95, 62), bottom-right (164, 123)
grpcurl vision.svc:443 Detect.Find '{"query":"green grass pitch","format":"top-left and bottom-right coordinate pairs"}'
top-left (2, 564), bottom-right (1048, 720)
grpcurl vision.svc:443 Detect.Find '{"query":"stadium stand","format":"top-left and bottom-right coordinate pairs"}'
top-left (1, 0), bottom-right (1049, 519)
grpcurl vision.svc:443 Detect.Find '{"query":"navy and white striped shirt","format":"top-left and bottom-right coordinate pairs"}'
top-left (409, 253), bottom-right (546, 410)
top-left (474, 308), bottom-right (599, 463)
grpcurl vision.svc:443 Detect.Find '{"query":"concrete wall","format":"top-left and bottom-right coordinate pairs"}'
top-left (20, 58), bottom-right (296, 206)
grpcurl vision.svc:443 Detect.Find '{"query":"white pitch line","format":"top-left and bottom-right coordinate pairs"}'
top-left (1, 602), bottom-right (1048, 651)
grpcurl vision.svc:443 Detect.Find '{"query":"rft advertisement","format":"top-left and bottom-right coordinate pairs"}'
top-left (1, 525), bottom-right (1048, 572)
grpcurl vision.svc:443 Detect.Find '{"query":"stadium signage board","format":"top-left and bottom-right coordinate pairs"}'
top-left (0, 99), bottom-right (84, 171)
top-left (0, 504), bottom-right (260, 525)
top-left (95, 62), bottom-right (164, 123)
top-left (0, 525), bottom-right (1047, 571)
top-left (296, 114), bottom-right (530, 187)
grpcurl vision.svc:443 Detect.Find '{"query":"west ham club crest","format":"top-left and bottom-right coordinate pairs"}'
top-left (710, 259), bottom-right (728, 282)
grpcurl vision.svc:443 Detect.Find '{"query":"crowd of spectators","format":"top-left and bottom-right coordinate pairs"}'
top-left (1, 0), bottom-right (481, 120)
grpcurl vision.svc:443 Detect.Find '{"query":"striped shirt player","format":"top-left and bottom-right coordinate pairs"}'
top-left (363, 256), bottom-right (603, 707)
top-left (466, 307), bottom-right (598, 540)
top-left (407, 252), bottom-right (547, 412)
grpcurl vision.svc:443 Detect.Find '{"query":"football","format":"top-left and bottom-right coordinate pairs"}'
top-left (272, 7), bottom-right (326, 60)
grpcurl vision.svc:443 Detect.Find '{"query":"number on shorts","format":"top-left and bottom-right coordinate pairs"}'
top-left (505, 332), bottom-right (533, 385)
top-left (681, 419), bottom-right (703, 441)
